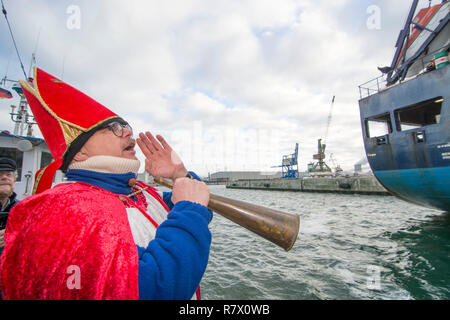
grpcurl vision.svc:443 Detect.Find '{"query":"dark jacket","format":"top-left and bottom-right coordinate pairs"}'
top-left (1, 193), bottom-right (18, 300)
top-left (0, 192), bottom-right (19, 230)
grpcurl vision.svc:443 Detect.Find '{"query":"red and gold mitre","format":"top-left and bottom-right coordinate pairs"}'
top-left (19, 67), bottom-right (121, 194)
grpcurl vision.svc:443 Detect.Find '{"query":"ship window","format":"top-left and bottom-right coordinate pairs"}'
top-left (365, 113), bottom-right (393, 138)
top-left (394, 97), bottom-right (442, 131)
top-left (0, 147), bottom-right (23, 181)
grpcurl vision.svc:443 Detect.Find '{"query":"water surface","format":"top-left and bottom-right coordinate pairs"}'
top-left (200, 185), bottom-right (449, 300)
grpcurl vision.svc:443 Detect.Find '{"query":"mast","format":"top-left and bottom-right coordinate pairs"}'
top-left (387, 0), bottom-right (419, 85)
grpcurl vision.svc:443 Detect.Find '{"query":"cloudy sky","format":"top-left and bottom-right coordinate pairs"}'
top-left (0, 0), bottom-right (437, 176)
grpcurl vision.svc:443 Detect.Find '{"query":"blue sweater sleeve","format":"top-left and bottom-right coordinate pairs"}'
top-left (162, 171), bottom-right (204, 210)
top-left (137, 200), bottom-right (212, 300)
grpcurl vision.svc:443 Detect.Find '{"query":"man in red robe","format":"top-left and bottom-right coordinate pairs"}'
top-left (0, 67), bottom-right (212, 299)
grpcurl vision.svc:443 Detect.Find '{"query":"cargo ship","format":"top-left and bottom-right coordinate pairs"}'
top-left (358, 0), bottom-right (449, 211)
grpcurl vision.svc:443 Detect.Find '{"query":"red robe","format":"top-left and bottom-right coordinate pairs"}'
top-left (0, 182), bottom-right (143, 299)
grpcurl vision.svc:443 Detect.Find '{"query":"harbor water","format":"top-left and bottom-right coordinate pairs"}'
top-left (196, 185), bottom-right (450, 300)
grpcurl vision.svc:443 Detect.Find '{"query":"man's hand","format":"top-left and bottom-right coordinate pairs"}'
top-left (136, 131), bottom-right (188, 181)
top-left (171, 178), bottom-right (210, 207)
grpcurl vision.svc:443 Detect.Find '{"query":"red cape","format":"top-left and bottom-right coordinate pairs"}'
top-left (0, 182), bottom-right (139, 299)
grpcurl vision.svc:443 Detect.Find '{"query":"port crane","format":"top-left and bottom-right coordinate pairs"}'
top-left (272, 143), bottom-right (299, 178)
top-left (309, 138), bottom-right (332, 173)
top-left (309, 96), bottom-right (336, 173)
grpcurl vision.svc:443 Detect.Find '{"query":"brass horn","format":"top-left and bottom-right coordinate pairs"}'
top-left (153, 177), bottom-right (300, 251)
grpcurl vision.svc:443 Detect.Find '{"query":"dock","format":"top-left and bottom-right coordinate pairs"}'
top-left (226, 175), bottom-right (390, 195)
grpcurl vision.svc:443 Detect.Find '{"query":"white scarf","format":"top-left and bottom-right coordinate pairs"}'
top-left (67, 155), bottom-right (140, 175)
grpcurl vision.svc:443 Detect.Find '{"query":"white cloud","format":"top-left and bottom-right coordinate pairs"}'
top-left (0, 0), bottom-right (417, 175)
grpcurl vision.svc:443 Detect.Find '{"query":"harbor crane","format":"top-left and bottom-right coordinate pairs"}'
top-left (272, 143), bottom-right (299, 179)
top-left (309, 96), bottom-right (336, 173)
top-left (309, 138), bottom-right (332, 173)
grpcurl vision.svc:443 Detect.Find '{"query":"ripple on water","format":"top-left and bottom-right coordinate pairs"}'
top-left (201, 185), bottom-right (449, 300)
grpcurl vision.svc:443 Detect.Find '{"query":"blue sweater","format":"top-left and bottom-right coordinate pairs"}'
top-left (66, 170), bottom-right (212, 300)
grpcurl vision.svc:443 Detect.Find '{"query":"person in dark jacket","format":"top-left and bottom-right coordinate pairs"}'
top-left (0, 157), bottom-right (20, 300)
top-left (0, 157), bottom-right (19, 259)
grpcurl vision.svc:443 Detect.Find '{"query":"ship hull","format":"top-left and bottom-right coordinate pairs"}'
top-left (374, 166), bottom-right (450, 211)
top-left (359, 66), bottom-right (449, 212)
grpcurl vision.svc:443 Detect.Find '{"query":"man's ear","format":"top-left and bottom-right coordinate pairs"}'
top-left (73, 150), bottom-right (89, 162)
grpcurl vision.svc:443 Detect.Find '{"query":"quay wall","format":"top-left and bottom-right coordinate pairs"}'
top-left (226, 175), bottom-right (390, 195)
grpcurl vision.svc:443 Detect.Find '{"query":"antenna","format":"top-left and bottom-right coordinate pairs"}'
top-left (2, 45), bottom-right (13, 80)
top-left (27, 27), bottom-right (42, 78)
top-left (1, 0), bottom-right (27, 79)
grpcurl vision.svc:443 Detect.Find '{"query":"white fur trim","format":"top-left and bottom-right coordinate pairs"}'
top-left (68, 155), bottom-right (140, 174)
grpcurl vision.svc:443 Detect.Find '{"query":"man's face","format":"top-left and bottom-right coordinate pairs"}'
top-left (0, 170), bottom-right (16, 198)
top-left (78, 123), bottom-right (138, 160)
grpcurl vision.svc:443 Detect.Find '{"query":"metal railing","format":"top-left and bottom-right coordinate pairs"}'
top-left (358, 74), bottom-right (388, 99)
top-left (358, 45), bottom-right (449, 99)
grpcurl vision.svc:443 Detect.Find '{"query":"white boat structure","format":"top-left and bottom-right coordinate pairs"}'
top-left (0, 83), bottom-right (64, 200)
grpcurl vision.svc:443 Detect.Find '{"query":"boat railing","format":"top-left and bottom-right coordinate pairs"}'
top-left (358, 74), bottom-right (388, 99)
top-left (358, 44), bottom-right (449, 99)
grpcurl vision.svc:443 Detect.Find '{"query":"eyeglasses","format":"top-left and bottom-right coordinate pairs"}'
top-left (0, 171), bottom-right (15, 178)
top-left (104, 122), bottom-right (133, 137)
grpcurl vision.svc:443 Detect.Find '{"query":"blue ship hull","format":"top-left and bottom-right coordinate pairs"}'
top-left (359, 66), bottom-right (450, 212)
top-left (375, 167), bottom-right (450, 211)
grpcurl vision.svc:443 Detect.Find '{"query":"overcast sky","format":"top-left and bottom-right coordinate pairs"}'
top-left (0, 0), bottom-right (438, 176)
